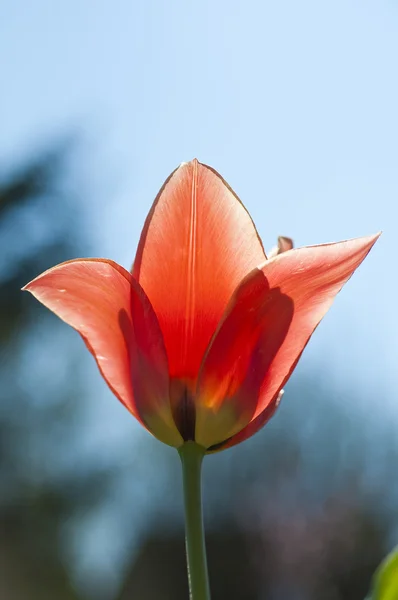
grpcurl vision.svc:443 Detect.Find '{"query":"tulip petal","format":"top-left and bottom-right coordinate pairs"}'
top-left (23, 259), bottom-right (183, 447)
top-left (197, 233), bottom-right (379, 449)
top-left (133, 159), bottom-right (266, 383)
top-left (208, 391), bottom-right (284, 453)
top-left (195, 271), bottom-right (294, 448)
top-left (251, 233), bottom-right (380, 421)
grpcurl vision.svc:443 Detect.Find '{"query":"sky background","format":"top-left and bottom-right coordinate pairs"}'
top-left (1, 0), bottom-right (397, 596)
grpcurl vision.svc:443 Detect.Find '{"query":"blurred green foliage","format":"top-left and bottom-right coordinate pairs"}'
top-left (369, 548), bottom-right (398, 600)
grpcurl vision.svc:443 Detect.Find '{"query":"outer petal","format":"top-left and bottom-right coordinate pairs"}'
top-left (208, 391), bottom-right (284, 453)
top-left (132, 159), bottom-right (266, 383)
top-left (195, 271), bottom-right (294, 448)
top-left (198, 233), bottom-right (379, 449)
top-left (251, 233), bottom-right (380, 420)
top-left (23, 259), bottom-right (183, 447)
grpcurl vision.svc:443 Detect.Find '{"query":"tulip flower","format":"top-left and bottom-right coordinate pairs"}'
top-left (23, 159), bottom-right (379, 599)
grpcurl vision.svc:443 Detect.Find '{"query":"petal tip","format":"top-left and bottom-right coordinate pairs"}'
top-left (365, 231), bottom-right (381, 240)
top-left (361, 231), bottom-right (382, 250)
top-left (179, 158), bottom-right (200, 169)
top-left (21, 279), bottom-right (36, 293)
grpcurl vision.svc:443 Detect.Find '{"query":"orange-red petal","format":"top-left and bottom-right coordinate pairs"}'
top-left (194, 271), bottom-right (294, 448)
top-left (197, 233), bottom-right (379, 449)
top-left (23, 259), bottom-right (183, 447)
top-left (133, 159), bottom-right (266, 384)
top-left (208, 391), bottom-right (284, 453)
top-left (251, 233), bottom-right (380, 420)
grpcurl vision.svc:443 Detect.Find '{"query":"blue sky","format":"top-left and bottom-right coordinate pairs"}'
top-left (2, 0), bottom-right (397, 397)
top-left (1, 0), bottom-right (398, 595)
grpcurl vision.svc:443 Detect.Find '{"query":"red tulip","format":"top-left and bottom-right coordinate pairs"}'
top-left (23, 160), bottom-right (379, 451)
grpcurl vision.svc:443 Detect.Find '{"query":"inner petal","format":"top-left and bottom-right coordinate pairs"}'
top-left (133, 160), bottom-right (266, 384)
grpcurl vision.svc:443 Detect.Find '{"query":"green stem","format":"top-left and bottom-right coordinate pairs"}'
top-left (178, 442), bottom-right (211, 600)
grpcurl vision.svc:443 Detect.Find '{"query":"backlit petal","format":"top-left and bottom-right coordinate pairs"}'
top-left (23, 259), bottom-right (183, 447)
top-left (133, 159), bottom-right (266, 383)
top-left (208, 391), bottom-right (284, 453)
top-left (195, 271), bottom-right (294, 448)
top-left (252, 233), bottom-right (380, 420)
top-left (198, 232), bottom-right (379, 449)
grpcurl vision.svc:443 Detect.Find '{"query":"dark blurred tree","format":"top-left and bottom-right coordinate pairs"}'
top-left (0, 143), bottom-right (76, 342)
top-left (0, 143), bottom-right (106, 600)
top-left (117, 527), bottom-right (259, 600)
